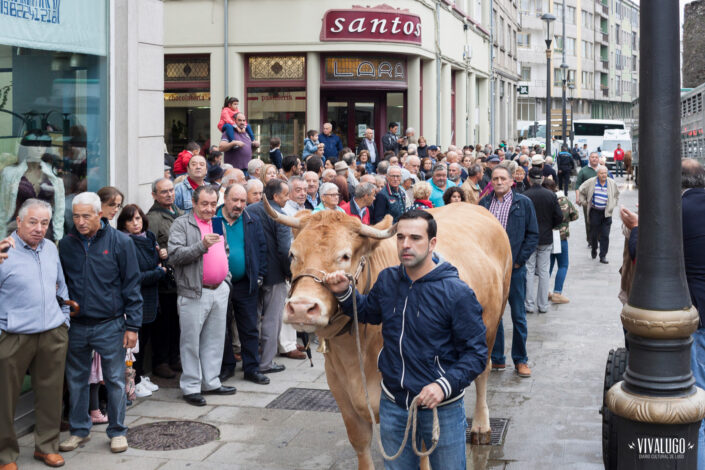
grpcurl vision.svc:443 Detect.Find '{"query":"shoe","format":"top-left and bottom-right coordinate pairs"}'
top-left (134, 382), bottom-right (152, 398)
top-left (33, 452), bottom-right (65, 467)
top-left (551, 293), bottom-right (570, 304)
top-left (600, 258), bottom-right (609, 264)
top-left (587, 242), bottom-right (592, 248)
top-left (591, 250), bottom-right (597, 259)
top-left (280, 350), bottom-right (307, 360)
top-left (491, 362), bottom-right (506, 371)
top-left (140, 376), bottom-right (159, 392)
top-left (525, 310), bottom-right (534, 314)
top-left (219, 367), bottom-right (235, 383)
top-left (169, 360), bottom-right (182, 372)
top-left (110, 436), bottom-right (128, 453)
top-left (59, 434), bottom-right (90, 452)
top-left (0, 463), bottom-right (17, 470)
top-left (153, 363), bottom-right (176, 379)
top-left (233, 353), bottom-right (242, 362)
top-left (244, 371), bottom-right (270, 384)
top-left (260, 363), bottom-right (286, 374)
top-left (203, 386), bottom-right (237, 395)
top-left (538, 309), bottom-right (548, 314)
top-left (547, 293), bottom-right (553, 301)
top-left (183, 393), bottom-right (206, 406)
top-left (515, 363), bottom-right (532, 378)
top-left (90, 409), bottom-right (108, 424)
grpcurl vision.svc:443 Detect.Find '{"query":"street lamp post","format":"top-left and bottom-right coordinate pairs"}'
top-left (541, 13), bottom-right (556, 158)
top-left (561, 63), bottom-right (569, 144)
top-left (568, 84), bottom-right (575, 148)
top-left (604, 0), bottom-right (705, 468)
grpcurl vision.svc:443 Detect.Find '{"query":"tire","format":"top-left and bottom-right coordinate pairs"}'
top-left (602, 347), bottom-right (629, 470)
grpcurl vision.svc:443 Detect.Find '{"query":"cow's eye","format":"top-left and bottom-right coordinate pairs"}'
top-left (339, 254), bottom-right (351, 263)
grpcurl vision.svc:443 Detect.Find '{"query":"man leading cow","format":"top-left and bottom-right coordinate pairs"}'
top-left (325, 210), bottom-right (487, 470)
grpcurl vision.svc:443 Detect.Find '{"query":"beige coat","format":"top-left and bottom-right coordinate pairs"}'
top-left (461, 178), bottom-right (482, 204)
top-left (578, 176), bottom-right (620, 217)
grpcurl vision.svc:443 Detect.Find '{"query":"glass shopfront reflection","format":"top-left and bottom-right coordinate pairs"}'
top-left (0, 45), bottom-right (109, 241)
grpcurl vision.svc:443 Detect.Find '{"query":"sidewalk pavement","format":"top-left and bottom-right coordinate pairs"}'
top-left (14, 181), bottom-right (635, 470)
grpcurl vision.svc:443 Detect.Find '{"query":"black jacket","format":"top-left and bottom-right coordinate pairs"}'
top-left (479, 191), bottom-right (539, 267)
top-left (356, 139), bottom-right (379, 164)
top-left (523, 185), bottom-right (564, 245)
top-left (557, 151), bottom-right (574, 173)
top-left (382, 131), bottom-right (400, 155)
top-left (247, 199), bottom-right (291, 285)
top-left (59, 220), bottom-right (143, 331)
top-left (129, 231), bottom-right (164, 324)
top-left (217, 206), bottom-right (268, 294)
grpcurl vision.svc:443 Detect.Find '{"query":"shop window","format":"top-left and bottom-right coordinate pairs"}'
top-left (249, 56), bottom-right (305, 81)
top-left (247, 87), bottom-right (306, 157)
top-left (0, 45), bottom-right (108, 241)
top-left (387, 92), bottom-right (405, 144)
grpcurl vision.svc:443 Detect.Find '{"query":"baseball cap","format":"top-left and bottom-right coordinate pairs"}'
top-left (428, 145), bottom-right (439, 151)
top-left (487, 156), bottom-right (500, 163)
top-left (531, 155), bottom-right (546, 166)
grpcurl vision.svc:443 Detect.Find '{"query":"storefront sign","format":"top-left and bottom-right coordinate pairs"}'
top-left (164, 92), bottom-right (211, 103)
top-left (321, 7), bottom-right (421, 45)
top-left (518, 85), bottom-right (529, 95)
top-left (0, 0), bottom-right (106, 56)
top-left (324, 57), bottom-right (407, 83)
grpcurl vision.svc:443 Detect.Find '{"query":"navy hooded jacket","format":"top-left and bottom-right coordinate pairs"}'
top-left (337, 257), bottom-right (487, 410)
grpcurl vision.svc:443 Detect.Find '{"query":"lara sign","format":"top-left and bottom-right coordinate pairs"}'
top-left (320, 7), bottom-right (421, 45)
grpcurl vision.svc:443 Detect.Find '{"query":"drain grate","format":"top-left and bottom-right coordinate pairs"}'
top-left (266, 388), bottom-right (339, 413)
top-left (466, 417), bottom-right (509, 446)
top-left (127, 421), bottom-right (219, 450)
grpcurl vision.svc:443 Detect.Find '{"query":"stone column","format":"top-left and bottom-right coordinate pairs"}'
top-left (455, 69), bottom-right (468, 147)
top-left (407, 56), bottom-right (421, 136)
top-left (306, 52), bottom-right (321, 130)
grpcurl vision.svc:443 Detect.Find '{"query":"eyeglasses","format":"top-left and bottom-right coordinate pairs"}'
top-left (387, 174), bottom-right (401, 179)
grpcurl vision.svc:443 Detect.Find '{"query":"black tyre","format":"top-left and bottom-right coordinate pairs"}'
top-left (602, 347), bottom-right (629, 470)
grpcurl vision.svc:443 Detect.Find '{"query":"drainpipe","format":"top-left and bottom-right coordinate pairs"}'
top-left (435, 1), bottom-right (441, 146)
top-left (224, 0), bottom-right (229, 96)
top-left (489, 0), bottom-right (495, 146)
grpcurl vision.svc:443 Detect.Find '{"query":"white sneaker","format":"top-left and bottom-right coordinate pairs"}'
top-left (140, 376), bottom-right (159, 392)
top-left (135, 382), bottom-right (153, 398)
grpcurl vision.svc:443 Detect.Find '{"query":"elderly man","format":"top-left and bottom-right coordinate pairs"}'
top-left (531, 155), bottom-right (556, 181)
top-left (575, 152), bottom-right (601, 246)
top-left (313, 183), bottom-right (346, 213)
top-left (448, 162), bottom-right (463, 185)
top-left (481, 155), bottom-right (500, 188)
top-left (405, 155), bottom-right (423, 181)
top-left (216, 185), bottom-right (270, 385)
top-left (147, 178), bottom-right (183, 379)
top-left (427, 145), bottom-right (440, 162)
top-left (303, 171), bottom-right (320, 210)
top-left (245, 179), bottom-right (264, 205)
top-left (479, 167), bottom-right (539, 378)
top-left (319, 122), bottom-right (343, 163)
top-left (578, 165), bottom-right (620, 263)
top-left (0, 200), bottom-right (70, 468)
top-left (429, 164), bottom-right (456, 208)
top-left (220, 113), bottom-right (260, 171)
top-left (175, 154), bottom-right (208, 211)
top-left (357, 128), bottom-right (378, 166)
top-left (284, 176), bottom-right (307, 218)
top-left (169, 185), bottom-right (235, 406)
top-left (372, 166), bottom-right (407, 223)
top-left (461, 163), bottom-right (484, 204)
top-left (247, 159), bottom-right (265, 181)
top-left (247, 180), bottom-right (292, 373)
top-left (341, 182), bottom-right (376, 225)
top-left (404, 127), bottom-right (417, 146)
top-left (59, 192), bottom-right (142, 453)
top-left (523, 168), bottom-right (564, 314)
top-left (321, 168), bottom-right (336, 184)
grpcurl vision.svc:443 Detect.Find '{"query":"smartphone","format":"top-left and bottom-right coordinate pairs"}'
top-left (0, 244), bottom-right (9, 253)
top-left (211, 216), bottom-right (224, 236)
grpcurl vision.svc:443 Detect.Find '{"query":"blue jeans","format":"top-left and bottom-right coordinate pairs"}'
top-left (615, 160), bottom-right (624, 177)
top-left (492, 266), bottom-right (528, 365)
top-left (379, 395), bottom-right (467, 470)
top-left (549, 239), bottom-right (570, 294)
top-left (66, 317), bottom-right (127, 438)
top-left (690, 328), bottom-right (705, 468)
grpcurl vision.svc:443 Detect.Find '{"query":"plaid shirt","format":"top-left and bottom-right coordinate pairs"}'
top-left (488, 190), bottom-right (514, 229)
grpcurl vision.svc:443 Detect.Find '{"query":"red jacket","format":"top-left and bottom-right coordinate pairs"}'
top-left (341, 200), bottom-right (370, 225)
top-left (173, 150), bottom-right (193, 175)
top-left (613, 148), bottom-right (625, 161)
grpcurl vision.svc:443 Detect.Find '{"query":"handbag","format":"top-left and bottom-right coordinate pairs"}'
top-left (552, 230), bottom-right (562, 254)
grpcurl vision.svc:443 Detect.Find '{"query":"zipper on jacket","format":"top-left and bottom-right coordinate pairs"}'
top-left (435, 355), bottom-right (446, 374)
top-left (398, 293), bottom-right (409, 391)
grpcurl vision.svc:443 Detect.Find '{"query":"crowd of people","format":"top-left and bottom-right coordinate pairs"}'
top-left (0, 111), bottom-right (628, 468)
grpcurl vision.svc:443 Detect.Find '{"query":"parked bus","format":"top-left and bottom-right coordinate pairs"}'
top-left (572, 119), bottom-right (626, 154)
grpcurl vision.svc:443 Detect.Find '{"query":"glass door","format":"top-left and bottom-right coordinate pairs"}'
top-left (326, 101), bottom-right (349, 148)
top-left (352, 101), bottom-right (375, 151)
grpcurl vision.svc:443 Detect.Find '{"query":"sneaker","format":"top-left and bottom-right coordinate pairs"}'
top-left (110, 435), bottom-right (128, 453)
top-left (515, 363), bottom-right (532, 378)
top-left (491, 362), bottom-right (506, 371)
top-left (59, 434), bottom-right (90, 452)
top-left (140, 376), bottom-right (159, 392)
top-left (551, 293), bottom-right (570, 304)
top-left (134, 382), bottom-right (152, 398)
top-left (90, 409), bottom-right (108, 424)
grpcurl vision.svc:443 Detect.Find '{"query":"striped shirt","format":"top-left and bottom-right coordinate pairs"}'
top-left (488, 190), bottom-right (514, 229)
top-left (592, 180), bottom-right (608, 210)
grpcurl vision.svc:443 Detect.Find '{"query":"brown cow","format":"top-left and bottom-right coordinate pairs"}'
top-left (264, 200), bottom-right (512, 470)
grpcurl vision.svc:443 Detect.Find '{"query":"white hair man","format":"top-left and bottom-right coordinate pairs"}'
top-left (247, 159), bottom-right (265, 181)
top-left (245, 179), bottom-right (264, 205)
top-left (59, 192), bottom-right (142, 453)
top-left (0, 199), bottom-right (70, 467)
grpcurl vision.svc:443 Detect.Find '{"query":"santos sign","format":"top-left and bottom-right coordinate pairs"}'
top-left (320, 7), bottom-right (421, 45)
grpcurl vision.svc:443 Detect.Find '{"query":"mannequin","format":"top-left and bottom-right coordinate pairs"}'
top-left (0, 137), bottom-right (65, 240)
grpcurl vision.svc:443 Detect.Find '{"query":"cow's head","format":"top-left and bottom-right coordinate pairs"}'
top-left (262, 197), bottom-right (394, 332)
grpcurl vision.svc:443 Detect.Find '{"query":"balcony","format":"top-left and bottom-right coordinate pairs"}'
top-left (601, 59), bottom-right (609, 71)
top-left (601, 84), bottom-right (609, 97)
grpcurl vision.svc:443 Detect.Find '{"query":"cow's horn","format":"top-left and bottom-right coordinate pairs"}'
top-left (357, 223), bottom-right (396, 239)
top-left (262, 195), bottom-right (301, 229)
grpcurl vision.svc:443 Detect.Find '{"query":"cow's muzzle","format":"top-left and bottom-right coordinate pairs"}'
top-left (284, 296), bottom-right (329, 332)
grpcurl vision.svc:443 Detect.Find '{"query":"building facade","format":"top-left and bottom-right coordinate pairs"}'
top-left (163, 0), bottom-right (494, 157)
top-left (682, 0), bottom-right (705, 89)
top-left (492, 0), bottom-right (521, 144)
top-left (516, 0), bottom-right (638, 139)
top-left (0, 0), bottom-right (164, 238)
